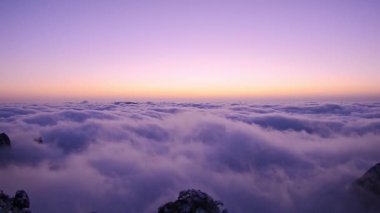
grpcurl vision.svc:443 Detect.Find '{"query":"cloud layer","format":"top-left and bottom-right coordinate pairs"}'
top-left (0, 101), bottom-right (380, 212)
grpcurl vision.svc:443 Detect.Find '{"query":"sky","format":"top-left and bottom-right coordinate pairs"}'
top-left (1, 0), bottom-right (380, 101)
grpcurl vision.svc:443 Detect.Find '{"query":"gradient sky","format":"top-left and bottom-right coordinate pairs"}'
top-left (1, 0), bottom-right (380, 101)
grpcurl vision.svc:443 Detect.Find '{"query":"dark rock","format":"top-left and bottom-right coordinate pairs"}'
top-left (0, 190), bottom-right (12, 212)
top-left (13, 190), bottom-right (30, 210)
top-left (0, 133), bottom-right (11, 147)
top-left (352, 163), bottom-right (380, 197)
top-left (113, 101), bottom-right (138, 105)
top-left (33, 137), bottom-right (43, 144)
top-left (351, 163), bottom-right (380, 212)
top-left (158, 189), bottom-right (228, 213)
top-left (0, 190), bottom-right (31, 213)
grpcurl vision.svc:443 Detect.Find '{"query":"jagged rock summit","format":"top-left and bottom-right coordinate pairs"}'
top-left (158, 189), bottom-right (229, 213)
top-left (0, 133), bottom-right (11, 147)
top-left (0, 190), bottom-right (30, 213)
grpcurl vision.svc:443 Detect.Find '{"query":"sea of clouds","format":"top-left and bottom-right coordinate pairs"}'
top-left (0, 101), bottom-right (379, 212)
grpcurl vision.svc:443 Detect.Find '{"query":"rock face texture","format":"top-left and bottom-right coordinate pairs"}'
top-left (0, 133), bottom-right (11, 147)
top-left (0, 190), bottom-right (31, 213)
top-left (158, 189), bottom-right (229, 213)
top-left (351, 163), bottom-right (380, 212)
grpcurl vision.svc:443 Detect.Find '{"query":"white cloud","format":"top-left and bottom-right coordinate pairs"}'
top-left (0, 101), bottom-right (379, 212)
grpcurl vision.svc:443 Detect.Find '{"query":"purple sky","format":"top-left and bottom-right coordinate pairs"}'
top-left (1, 0), bottom-right (380, 101)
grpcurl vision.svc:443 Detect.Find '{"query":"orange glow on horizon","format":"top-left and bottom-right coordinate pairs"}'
top-left (1, 81), bottom-right (379, 102)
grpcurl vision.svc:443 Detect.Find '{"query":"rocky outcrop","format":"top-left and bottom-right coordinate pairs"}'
top-left (352, 163), bottom-right (380, 197)
top-left (0, 133), bottom-right (11, 147)
top-left (0, 191), bottom-right (12, 212)
top-left (13, 190), bottom-right (30, 212)
top-left (0, 190), bottom-right (30, 213)
top-left (158, 189), bottom-right (229, 213)
top-left (351, 163), bottom-right (380, 212)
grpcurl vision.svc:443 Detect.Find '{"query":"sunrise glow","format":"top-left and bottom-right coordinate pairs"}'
top-left (1, 0), bottom-right (380, 101)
